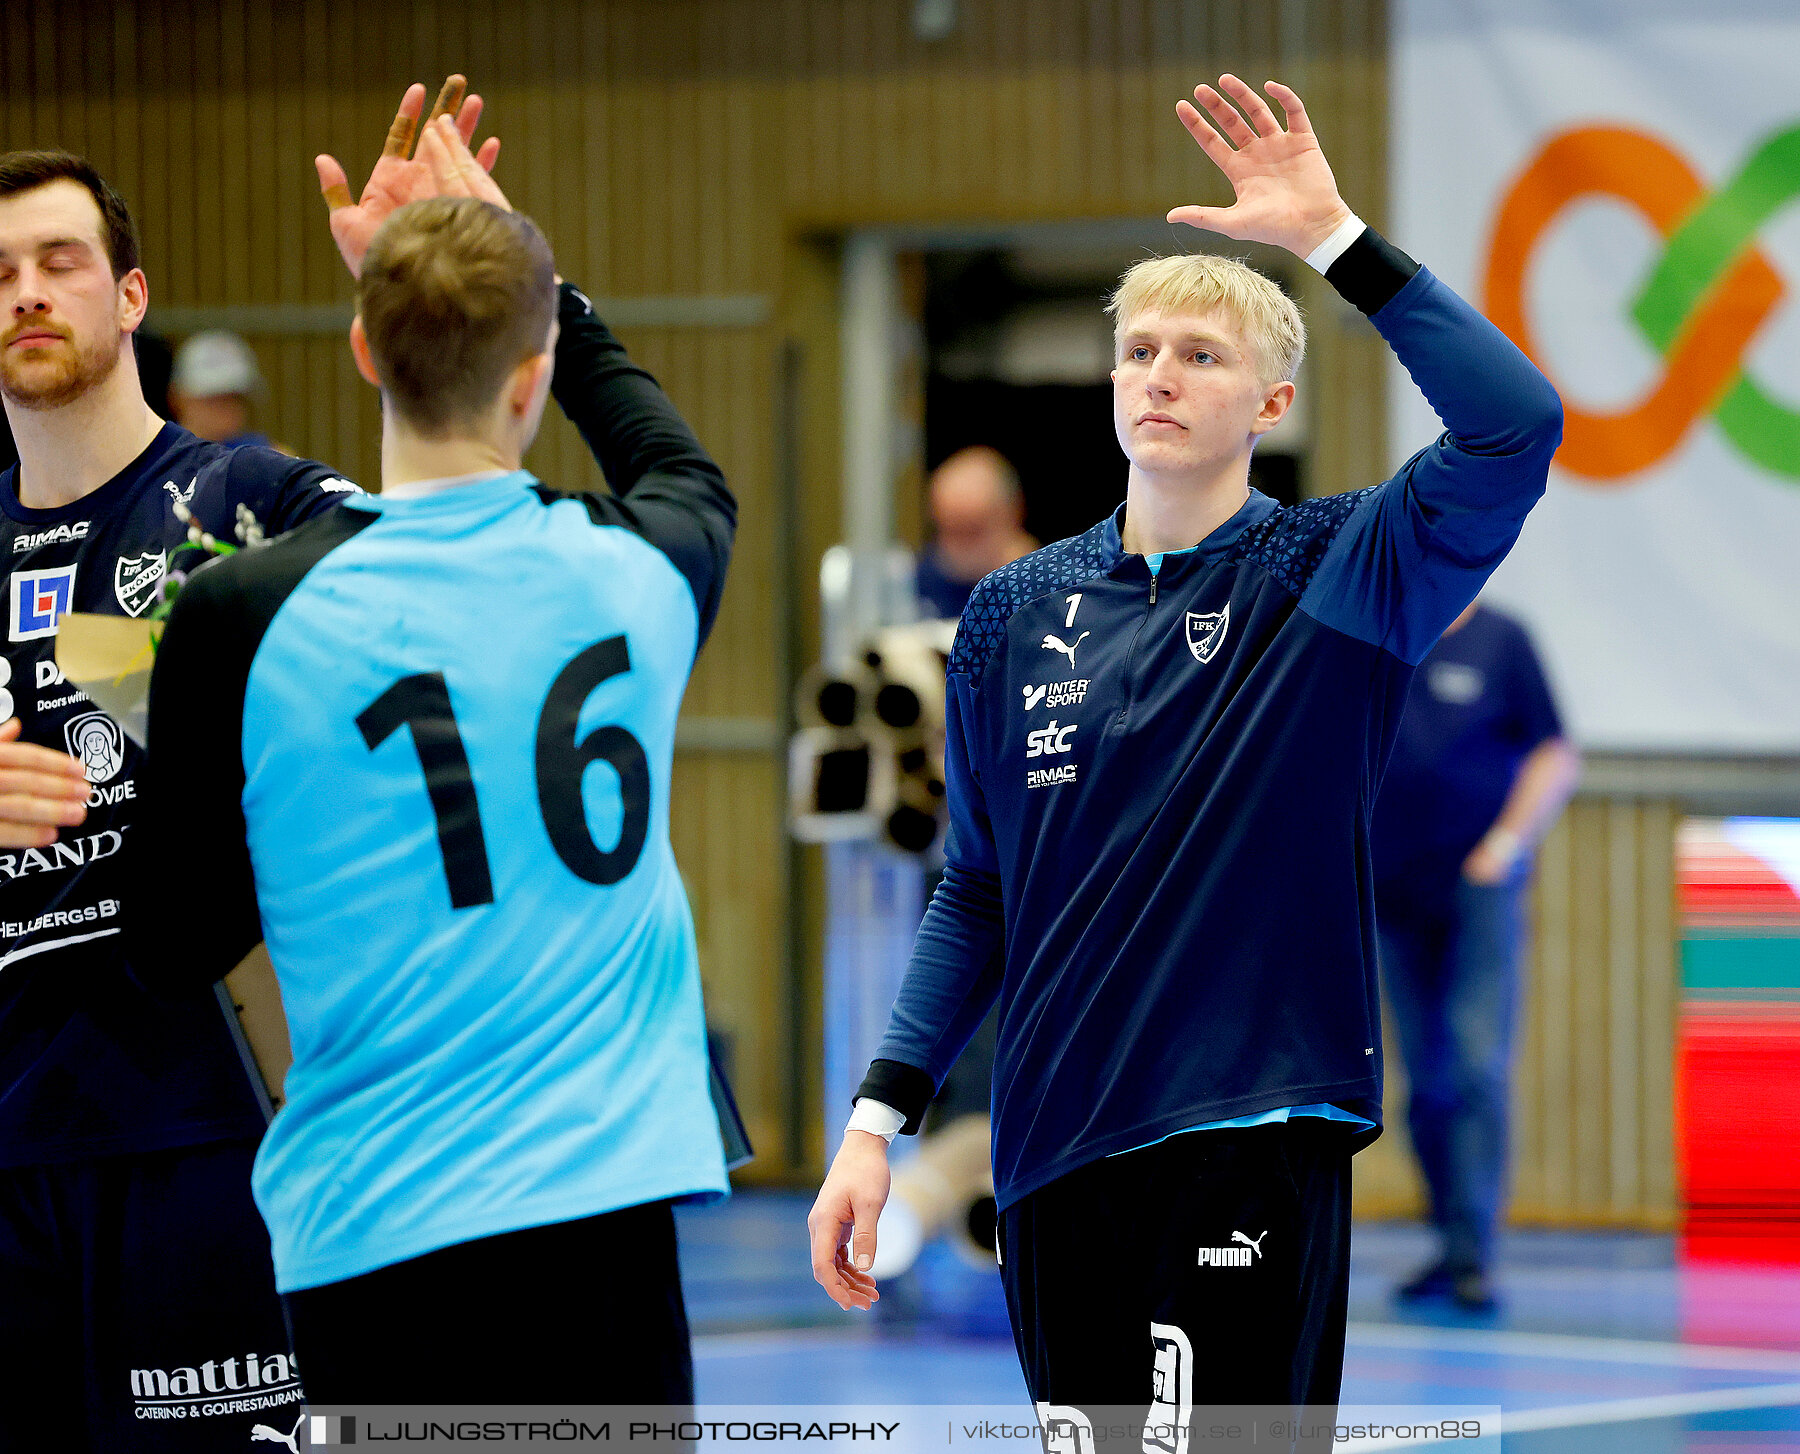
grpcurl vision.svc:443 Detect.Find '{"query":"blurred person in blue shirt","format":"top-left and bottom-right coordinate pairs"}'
top-left (1372, 600), bottom-right (1579, 1312)
top-left (914, 445), bottom-right (1037, 620)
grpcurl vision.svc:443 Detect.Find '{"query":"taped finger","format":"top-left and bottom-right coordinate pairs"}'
top-left (316, 156), bottom-right (354, 211)
top-left (425, 74), bottom-right (467, 129)
top-left (382, 112), bottom-right (418, 159)
top-left (381, 83), bottom-right (427, 159)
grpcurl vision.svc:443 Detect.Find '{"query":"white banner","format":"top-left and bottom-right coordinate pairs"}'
top-left (1391, 0), bottom-right (1800, 752)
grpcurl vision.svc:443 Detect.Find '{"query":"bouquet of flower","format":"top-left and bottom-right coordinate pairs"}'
top-left (54, 501), bottom-right (269, 745)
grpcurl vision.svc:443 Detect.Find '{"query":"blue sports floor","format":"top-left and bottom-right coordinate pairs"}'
top-left (676, 1193), bottom-right (1800, 1449)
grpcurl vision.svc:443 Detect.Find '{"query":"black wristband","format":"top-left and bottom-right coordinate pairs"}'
top-left (1324, 227), bottom-right (1422, 317)
top-left (854, 1059), bottom-right (937, 1136)
top-left (557, 279), bottom-right (594, 324)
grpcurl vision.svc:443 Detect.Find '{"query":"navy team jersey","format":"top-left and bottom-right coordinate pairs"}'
top-left (859, 230), bottom-right (1565, 1213)
top-left (131, 284), bottom-right (738, 1291)
top-left (0, 425), bottom-right (359, 1165)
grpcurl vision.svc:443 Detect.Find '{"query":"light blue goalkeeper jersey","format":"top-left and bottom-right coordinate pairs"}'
top-left (130, 286), bottom-right (737, 1291)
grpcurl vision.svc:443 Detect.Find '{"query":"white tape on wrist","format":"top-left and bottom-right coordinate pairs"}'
top-left (846, 1098), bottom-right (906, 1143)
top-left (1304, 214), bottom-right (1368, 275)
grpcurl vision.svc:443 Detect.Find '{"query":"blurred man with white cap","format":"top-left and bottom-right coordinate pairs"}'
top-left (169, 328), bottom-right (280, 450)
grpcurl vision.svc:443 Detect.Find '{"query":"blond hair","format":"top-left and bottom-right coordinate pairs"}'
top-left (1107, 254), bottom-right (1304, 383)
top-left (357, 197), bottom-right (557, 436)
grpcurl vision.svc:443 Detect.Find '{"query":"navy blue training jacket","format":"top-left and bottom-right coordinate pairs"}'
top-left (859, 230), bottom-right (1564, 1213)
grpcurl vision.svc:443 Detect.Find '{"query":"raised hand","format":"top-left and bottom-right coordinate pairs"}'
top-left (316, 75), bottom-right (503, 278)
top-left (414, 115), bottom-right (562, 284)
top-left (415, 113), bottom-right (514, 213)
top-left (1166, 75), bottom-right (1353, 260)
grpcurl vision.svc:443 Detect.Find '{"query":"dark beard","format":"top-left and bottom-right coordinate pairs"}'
top-left (0, 330), bottom-right (124, 412)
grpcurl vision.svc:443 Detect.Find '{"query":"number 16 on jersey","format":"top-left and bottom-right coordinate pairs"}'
top-left (356, 634), bottom-right (651, 910)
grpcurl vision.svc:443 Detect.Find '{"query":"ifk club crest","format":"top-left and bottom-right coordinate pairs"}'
top-left (1185, 602), bottom-right (1230, 664)
top-left (113, 551), bottom-right (165, 617)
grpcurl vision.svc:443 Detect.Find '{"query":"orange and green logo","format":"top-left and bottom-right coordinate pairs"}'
top-left (1483, 124), bottom-right (1800, 482)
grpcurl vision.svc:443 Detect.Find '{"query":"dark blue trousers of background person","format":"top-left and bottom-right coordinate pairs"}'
top-left (1377, 872), bottom-right (1526, 1282)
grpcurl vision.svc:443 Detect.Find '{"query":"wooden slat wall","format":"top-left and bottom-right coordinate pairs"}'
top-left (1353, 796), bottom-right (1682, 1228)
top-left (11, 0), bottom-right (1499, 1185)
